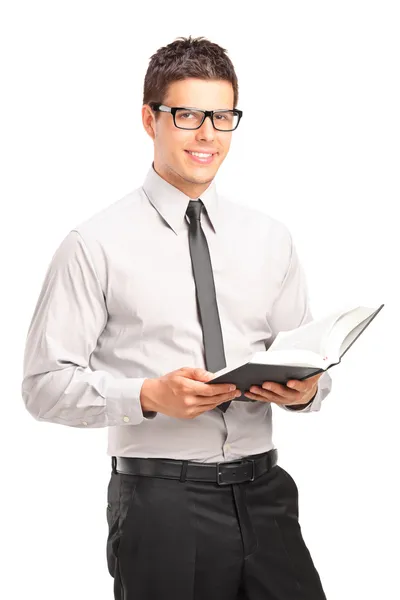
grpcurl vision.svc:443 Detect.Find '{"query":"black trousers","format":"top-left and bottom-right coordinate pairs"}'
top-left (106, 455), bottom-right (327, 600)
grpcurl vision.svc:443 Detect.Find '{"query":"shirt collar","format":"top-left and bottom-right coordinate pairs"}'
top-left (142, 163), bottom-right (219, 235)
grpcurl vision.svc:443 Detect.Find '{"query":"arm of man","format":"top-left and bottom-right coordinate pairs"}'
top-left (244, 226), bottom-right (332, 413)
top-left (21, 230), bottom-right (155, 428)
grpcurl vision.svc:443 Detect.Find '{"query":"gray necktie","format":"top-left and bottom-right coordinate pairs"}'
top-left (186, 199), bottom-right (231, 413)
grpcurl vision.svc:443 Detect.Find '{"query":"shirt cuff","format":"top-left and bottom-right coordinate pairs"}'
top-left (105, 377), bottom-right (157, 424)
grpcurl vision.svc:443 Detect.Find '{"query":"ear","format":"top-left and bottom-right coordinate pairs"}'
top-left (142, 104), bottom-right (156, 140)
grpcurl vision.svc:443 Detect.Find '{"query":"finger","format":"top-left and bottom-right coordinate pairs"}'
top-left (217, 390), bottom-right (242, 402)
top-left (257, 382), bottom-right (301, 401)
top-left (196, 388), bottom-right (241, 405)
top-left (287, 373), bottom-right (321, 390)
top-left (244, 390), bottom-right (295, 406)
top-left (261, 381), bottom-right (301, 398)
top-left (286, 380), bottom-right (314, 393)
top-left (246, 386), bottom-right (301, 403)
top-left (198, 394), bottom-right (236, 415)
top-left (243, 391), bottom-right (270, 402)
top-left (194, 382), bottom-right (237, 396)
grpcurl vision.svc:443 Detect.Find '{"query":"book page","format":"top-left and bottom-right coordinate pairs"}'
top-left (339, 316), bottom-right (374, 357)
top-left (211, 305), bottom-right (382, 380)
top-left (324, 306), bottom-right (379, 361)
top-left (250, 349), bottom-right (326, 368)
top-left (268, 310), bottom-right (347, 357)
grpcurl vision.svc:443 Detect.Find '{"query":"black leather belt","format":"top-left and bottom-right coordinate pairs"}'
top-left (112, 448), bottom-right (278, 486)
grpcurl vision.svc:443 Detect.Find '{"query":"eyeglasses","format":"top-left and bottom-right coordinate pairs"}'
top-left (149, 102), bottom-right (243, 132)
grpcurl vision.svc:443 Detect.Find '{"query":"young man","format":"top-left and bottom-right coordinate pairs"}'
top-left (22, 36), bottom-right (332, 599)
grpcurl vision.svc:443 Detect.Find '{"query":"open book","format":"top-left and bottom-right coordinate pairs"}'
top-left (206, 303), bottom-right (384, 401)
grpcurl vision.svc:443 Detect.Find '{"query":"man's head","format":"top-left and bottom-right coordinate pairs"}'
top-left (142, 36), bottom-right (240, 198)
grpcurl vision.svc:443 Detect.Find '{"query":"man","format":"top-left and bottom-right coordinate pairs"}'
top-left (22, 36), bottom-right (332, 599)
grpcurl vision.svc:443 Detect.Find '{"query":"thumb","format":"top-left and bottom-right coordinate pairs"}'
top-left (182, 367), bottom-right (215, 381)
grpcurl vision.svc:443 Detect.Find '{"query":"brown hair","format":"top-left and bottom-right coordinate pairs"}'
top-left (143, 36), bottom-right (239, 116)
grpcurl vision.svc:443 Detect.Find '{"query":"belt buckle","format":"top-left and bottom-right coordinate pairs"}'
top-left (216, 459), bottom-right (256, 486)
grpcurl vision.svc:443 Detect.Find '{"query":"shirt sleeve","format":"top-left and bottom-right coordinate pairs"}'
top-left (268, 228), bottom-right (333, 414)
top-left (21, 230), bottom-right (156, 428)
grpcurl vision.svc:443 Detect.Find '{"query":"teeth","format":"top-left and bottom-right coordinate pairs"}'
top-left (188, 151), bottom-right (212, 158)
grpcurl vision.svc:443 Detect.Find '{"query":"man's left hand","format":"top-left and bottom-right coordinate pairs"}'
top-left (243, 373), bottom-right (323, 407)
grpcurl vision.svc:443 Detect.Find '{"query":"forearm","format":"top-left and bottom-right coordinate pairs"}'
top-left (22, 366), bottom-right (150, 427)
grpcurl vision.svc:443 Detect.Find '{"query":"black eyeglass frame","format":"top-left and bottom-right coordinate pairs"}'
top-left (148, 102), bottom-right (243, 131)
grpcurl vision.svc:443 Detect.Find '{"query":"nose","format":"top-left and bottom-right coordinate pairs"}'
top-left (195, 114), bottom-right (215, 142)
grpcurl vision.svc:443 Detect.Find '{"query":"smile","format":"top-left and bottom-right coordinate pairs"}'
top-left (185, 150), bottom-right (217, 164)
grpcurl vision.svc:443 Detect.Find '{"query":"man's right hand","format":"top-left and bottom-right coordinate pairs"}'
top-left (140, 367), bottom-right (241, 419)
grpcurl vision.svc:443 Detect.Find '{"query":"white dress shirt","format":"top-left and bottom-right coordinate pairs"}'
top-left (22, 164), bottom-right (332, 463)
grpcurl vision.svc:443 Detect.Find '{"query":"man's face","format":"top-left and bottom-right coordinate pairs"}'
top-left (143, 78), bottom-right (235, 196)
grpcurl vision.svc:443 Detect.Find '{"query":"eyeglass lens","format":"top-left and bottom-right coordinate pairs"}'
top-left (175, 109), bottom-right (239, 131)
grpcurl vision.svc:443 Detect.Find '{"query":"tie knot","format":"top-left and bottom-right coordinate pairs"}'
top-left (186, 199), bottom-right (204, 222)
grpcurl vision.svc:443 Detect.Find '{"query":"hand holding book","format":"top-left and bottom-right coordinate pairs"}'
top-left (243, 371), bottom-right (323, 408)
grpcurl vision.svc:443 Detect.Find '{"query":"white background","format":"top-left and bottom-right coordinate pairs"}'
top-left (1, 1), bottom-right (398, 598)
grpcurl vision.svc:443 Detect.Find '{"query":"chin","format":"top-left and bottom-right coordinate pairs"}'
top-left (185, 171), bottom-right (216, 184)
top-left (184, 162), bottom-right (218, 178)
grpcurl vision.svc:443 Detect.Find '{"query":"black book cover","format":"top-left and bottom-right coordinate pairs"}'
top-left (207, 362), bottom-right (328, 403)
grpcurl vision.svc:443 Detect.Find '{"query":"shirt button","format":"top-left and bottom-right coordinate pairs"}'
top-left (82, 421), bottom-right (88, 426)
top-left (224, 443), bottom-right (231, 451)
top-left (123, 416), bottom-right (130, 423)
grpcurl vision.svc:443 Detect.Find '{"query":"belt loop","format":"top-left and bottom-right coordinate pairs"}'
top-left (112, 456), bottom-right (117, 474)
top-left (269, 448), bottom-right (277, 470)
top-left (268, 451), bottom-right (273, 471)
top-left (179, 460), bottom-right (189, 482)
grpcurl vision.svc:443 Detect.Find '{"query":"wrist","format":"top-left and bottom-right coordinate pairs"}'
top-left (140, 378), bottom-right (158, 413)
top-left (286, 387), bottom-right (317, 410)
